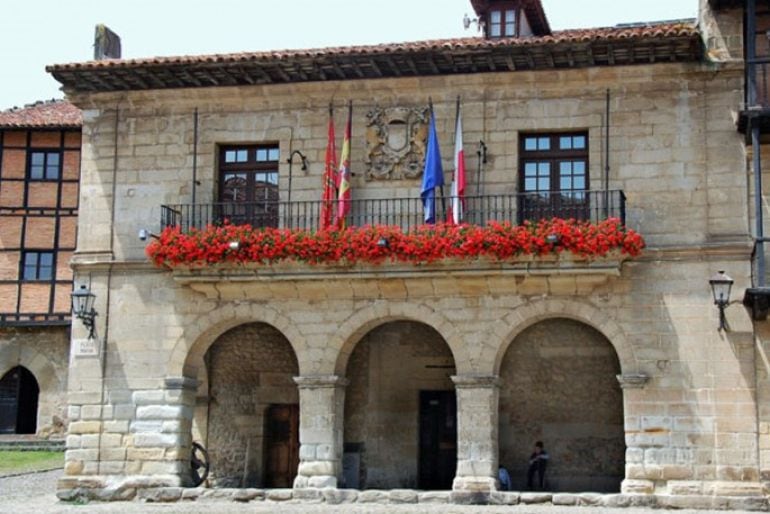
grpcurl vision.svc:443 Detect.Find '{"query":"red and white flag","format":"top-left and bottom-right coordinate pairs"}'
top-left (448, 99), bottom-right (466, 225)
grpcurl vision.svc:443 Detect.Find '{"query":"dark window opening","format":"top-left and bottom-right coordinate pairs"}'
top-left (28, 151), bottom-right (61, 180)
top-left (519, 132), bottom-right (589, 222)
top-left (218, 145), bottom-right (279, 228)
top-left (22, 251), bottom-right (54, 281)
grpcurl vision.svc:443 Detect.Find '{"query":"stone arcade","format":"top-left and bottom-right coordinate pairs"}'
top-left (44, 0), bottom-right (770, 508)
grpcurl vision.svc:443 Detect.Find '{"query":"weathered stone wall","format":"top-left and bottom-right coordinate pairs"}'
top-left (204, 322), bottom-right (299, 487)
top-left (0, 326), bottom-right (69, 436)
top-left (57, 56), bottom-right (762, 502)
top-left (343, 321), bottom-right (455, 489)
top-left (68, 61), bottom-right (745, 262)
top-left (498, 318), bottom-right (624, 493)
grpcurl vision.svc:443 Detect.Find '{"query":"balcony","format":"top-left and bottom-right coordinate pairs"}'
top-left (739, 59), bottom-right (770, 135)
top-left (154, 190), bottom-right (635, 297)
top-left (160, 190), bottom-right (626, 233)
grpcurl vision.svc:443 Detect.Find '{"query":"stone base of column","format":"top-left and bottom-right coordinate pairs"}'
top-left (57, 474), bottom-right (184, 502)
top-left (293, 460), bottom-right (338, 488)
top-left (452, 475), bottom-right (497, 492)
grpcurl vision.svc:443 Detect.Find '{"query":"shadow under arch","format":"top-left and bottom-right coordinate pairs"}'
top-left (167, 303), bottom-right (305, 379)
top-left (332, 301), bottom-right (466, 376)
top-left (491, 297), bottom-right (637, 376)
top-left (342, 317), bottom-right (458, 490)
top-left (498, 317), bottom-right (625, 492)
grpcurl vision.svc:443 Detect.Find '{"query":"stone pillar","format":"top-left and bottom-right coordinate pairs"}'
top-left (293, 375), bottom-right (347, 489)
top-left (617, 373), bottom-right (654, 495)
top-left (125, 377), bottom-right (196, 486)
top-left (451, 375), bottom-right (499, 492)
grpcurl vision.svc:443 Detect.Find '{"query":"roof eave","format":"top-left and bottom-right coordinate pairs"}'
top-left (48, 32), bottom-right (704, 95)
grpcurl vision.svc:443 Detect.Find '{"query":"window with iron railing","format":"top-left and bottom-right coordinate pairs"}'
top-left (519, 132), bottom-right (589, 222)
top-left (218, 144), bottom-right (279, 227)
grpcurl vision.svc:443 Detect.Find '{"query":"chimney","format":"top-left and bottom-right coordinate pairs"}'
top-left (94, 24), bottom-right (121, 60)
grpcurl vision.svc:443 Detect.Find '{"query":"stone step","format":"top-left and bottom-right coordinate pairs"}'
top-left (0, 439), bottom-right (65, 452)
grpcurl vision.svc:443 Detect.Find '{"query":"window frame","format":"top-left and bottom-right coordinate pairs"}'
top-left (518, 131), bottom-right (590, 222)
top-left (486, 2), bottom-right (520, 38)
top-left (217, 144), bottom-right (280, 228)
top-left (27, 150), bottom-right (62, 181)
top-left (20, 250), bottom-right (55, 282)
top-left (218, 144), bottom-right (280, 202)
top-left (519, 132), bottom-right (589, 193)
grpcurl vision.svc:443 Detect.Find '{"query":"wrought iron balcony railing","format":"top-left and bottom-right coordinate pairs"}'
top-left (160, 190), bottom-right (626, 233)
top-left (747, 58), bottom-right (770, 109)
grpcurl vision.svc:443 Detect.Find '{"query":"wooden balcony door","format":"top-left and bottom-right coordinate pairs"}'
top-left (519, 133), bottom-right (589, 222)
top-left (218, 145), bottom-right (279, 227)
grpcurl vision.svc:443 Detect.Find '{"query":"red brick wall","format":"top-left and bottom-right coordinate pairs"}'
top-left (0, 128), bottom-right (80, 319)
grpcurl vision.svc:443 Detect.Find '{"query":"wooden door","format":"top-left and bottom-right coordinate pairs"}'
top-left (0, 368), bottom-right (20, 434)
top-left (0, 366), bottom-right (38, 434)
top-left (419, 390), bottom-right (457, 490)
top-left (264, 404), bottom-right (299, 488)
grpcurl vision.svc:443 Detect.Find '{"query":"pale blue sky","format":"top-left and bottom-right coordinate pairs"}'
top-left (1, 0), bottom-right (698, 110)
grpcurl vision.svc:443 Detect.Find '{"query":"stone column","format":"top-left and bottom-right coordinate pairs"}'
top-left (451, 375), bottom-right (499, 492)
top-left (617, 373), bottom-right (654, 495)
top-left (293, 375), bottom-right (347, 489)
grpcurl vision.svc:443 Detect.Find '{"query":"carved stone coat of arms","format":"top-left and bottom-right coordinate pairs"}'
top-left (365, 106), bottom-right (429, 180)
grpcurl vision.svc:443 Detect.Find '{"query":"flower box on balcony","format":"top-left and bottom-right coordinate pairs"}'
top-left (149, 219), bottom-right (642, 291)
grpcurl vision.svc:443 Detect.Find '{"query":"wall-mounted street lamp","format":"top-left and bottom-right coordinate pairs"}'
top-left (709, 270), bottom-right (734, 331)
top-left (72, 284), bottom-right (97, 339)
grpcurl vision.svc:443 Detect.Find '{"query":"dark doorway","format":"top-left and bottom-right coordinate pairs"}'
top-left (0, 367), bottom-right (39, 434)
top-left (264, 404), bottom-right (299, 488)
top-left (418, 390), bottom-right (457, 490)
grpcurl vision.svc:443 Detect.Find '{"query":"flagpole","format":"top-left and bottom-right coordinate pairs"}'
top-left (451, 96), bottom-right (461, 224)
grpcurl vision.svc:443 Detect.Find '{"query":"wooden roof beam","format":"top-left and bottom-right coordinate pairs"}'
top-left (272, 65), bottom-right (291, 82)
top-left (328, 61), bottom-right (345, 79)
top-left (368, 59), bottom-right (383, 77)
top-left (405, 58), bottom-right (419, 75)
top-left (197, 69), bottom-right (222, 86)
top-left (384, 56), bottom-right (403, 76)
top-left (500, 52), bottom-right (515, 71)
top-left (426, 56), bottom-right (440, 74)
top-left (250, 65), bottom-right (273, 84)
top-left (292, 64), bottom-right (308, 81)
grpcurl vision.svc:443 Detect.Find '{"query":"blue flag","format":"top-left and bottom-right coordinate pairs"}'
top-left (421, 109), bottom-right (444, 224)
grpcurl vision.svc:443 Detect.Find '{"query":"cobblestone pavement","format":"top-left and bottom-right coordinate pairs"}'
top-left (0, 470), bottom-right (764, 514)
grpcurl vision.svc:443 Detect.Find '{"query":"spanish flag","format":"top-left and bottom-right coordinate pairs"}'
top-left (336, 101), bottom-right (352, 228)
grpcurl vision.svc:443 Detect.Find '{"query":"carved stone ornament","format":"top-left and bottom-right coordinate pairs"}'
top-left (365, 106), bottom-right (429, 180)
top-left (616, 373), bottom-right (650, 389)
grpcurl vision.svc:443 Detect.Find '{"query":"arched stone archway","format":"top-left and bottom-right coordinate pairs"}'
top-left (0, 337), bottom-right (66, 436)
top-left (498, 318), bottom-right (624, 493)
top-left (197, 322), bottom-right (300, 488)
top-left (333, 301), bottom-right (467, 375)
top-left (0, 366), bottom-right (39, 434)
top-left (342, 320), bottom-right (457, 490)
top-left (168, 303), bottom-right (304, 379)
top-left (492, 298), bottom-right (636, 376)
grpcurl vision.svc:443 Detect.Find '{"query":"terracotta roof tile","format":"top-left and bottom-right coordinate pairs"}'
top-left (48, 21), bottom-right (698, 72)
top-left (0, 99), bottom-right (82, 128)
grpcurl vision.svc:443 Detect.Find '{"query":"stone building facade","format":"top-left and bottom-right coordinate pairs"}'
top-left (44, 0), bottom-right (770, 506)
top-left (0, 100), bottom-right (81, 437)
